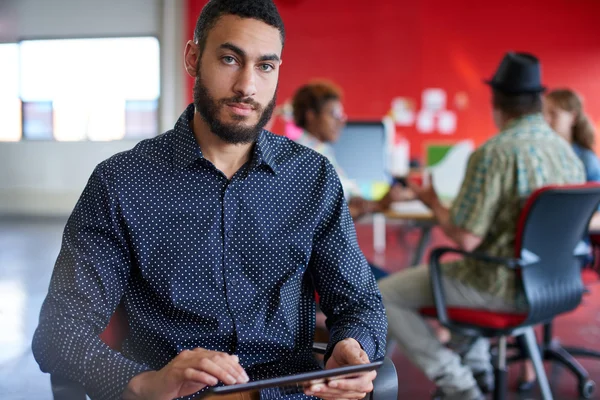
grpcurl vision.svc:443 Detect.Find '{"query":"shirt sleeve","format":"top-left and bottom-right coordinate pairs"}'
top-left (450, 147), bottom-right (504, 237)
top-left (580, 149), bottom-right (600, 183)
top-left (308, 160), bottom-right (387, 363)
top-left (32, 164), bottom-right (150, 400)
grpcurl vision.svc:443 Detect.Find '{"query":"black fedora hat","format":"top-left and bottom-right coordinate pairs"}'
top-left (485, 52), bottom-right (546, 94)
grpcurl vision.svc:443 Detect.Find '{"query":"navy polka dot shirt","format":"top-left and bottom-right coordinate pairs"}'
top-left (32, 104), bottom-right (387, 400)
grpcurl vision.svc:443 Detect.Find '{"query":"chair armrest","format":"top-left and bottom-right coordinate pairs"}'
top-left (370, 357), bottom-right (398, 400)
top-left (429, 247), bottom-right (522, 329)
top-left (312, 342), bottom-right (328, 354)
top-left (312, 343), bottom-right (398, 400)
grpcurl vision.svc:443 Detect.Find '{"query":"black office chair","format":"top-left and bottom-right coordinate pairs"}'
top-left (50, 306), bottom-right (398, 400)
top-left (419, 183), bottom-right (600, 400)
top-left (510, 225), bottom-right (600, 399)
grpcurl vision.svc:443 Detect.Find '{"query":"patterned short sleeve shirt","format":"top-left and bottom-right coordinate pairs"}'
top-left (445, 113), bottom-right (585, 302)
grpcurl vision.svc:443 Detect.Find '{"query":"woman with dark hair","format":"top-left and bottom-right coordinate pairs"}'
top-left (291, 80), bottom-right (413, 221)
top-left (544, 88), bottom-right (600, 181)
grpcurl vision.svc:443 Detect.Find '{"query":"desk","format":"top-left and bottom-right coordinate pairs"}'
top-left (384, 201), bottom-right (437, 266)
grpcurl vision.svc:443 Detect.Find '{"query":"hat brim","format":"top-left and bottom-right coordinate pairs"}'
top-left (483, 79), bottom-right (546, 94)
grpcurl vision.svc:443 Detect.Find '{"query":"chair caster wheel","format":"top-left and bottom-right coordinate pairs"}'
top-left (579, 379), bottom-right (595, 399)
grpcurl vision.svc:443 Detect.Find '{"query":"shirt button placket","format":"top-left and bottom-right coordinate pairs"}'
top-left (223, 181), bottom-right (242, 327)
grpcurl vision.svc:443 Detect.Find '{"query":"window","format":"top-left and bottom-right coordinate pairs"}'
top-left (0, 37), bottom-right (160, 142)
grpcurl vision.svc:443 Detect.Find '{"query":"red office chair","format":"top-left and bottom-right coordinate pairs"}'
top-left (419, 184), bottom-right (600, 400)
top-left (51, 305), bottom-right (399, 400)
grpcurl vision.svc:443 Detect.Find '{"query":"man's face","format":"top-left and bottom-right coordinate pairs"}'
top-left (186, 15), bottom-right (283, 144)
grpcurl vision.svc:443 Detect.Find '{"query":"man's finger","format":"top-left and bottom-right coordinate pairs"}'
top-left (182, 368), bottom-right (219, 387)
top-left (191, 358), bottom-right (238, 385)
top-left (229, 355), bottom-right (250, 382)
top-left (305, 371), bottom-right (375, 398)
top-left (214, 354), bottom-right (248, 383)
top-left (327, 371), bottom-right (376, 392)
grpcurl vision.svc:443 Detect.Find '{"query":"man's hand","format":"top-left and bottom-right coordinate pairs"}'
top-left (123, 348), bottom-right (248, 400)
top-left (304, 338), bottom-right (376, 400)
top-left (407, 180), bottom-right (440, 209)
top-left (378, 184), bottom-right (416, 210)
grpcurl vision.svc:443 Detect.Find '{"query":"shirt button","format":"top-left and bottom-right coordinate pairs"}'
top-left (230, 279), bottom-right (238, 286)
top-left (226, 230), bottom-right (234, 238)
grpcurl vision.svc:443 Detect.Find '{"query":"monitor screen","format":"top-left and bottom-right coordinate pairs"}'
top-left (331, 121), bottom-right (389, 185)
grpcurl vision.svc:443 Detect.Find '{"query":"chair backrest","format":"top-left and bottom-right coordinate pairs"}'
top-left (99, 304), bottom-right (129, 350)
top-left (514, 184), bottom-right (600, 325)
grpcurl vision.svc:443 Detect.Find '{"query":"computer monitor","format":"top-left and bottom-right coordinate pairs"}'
top-left (331, 121), bottom-right (389, 187)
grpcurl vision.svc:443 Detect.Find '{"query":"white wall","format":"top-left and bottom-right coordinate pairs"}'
top-left (0, 0), bottom-right (188, 216)
top-left (0, 141), bottom-right (141, 216)
top-left (0, 0), bottom-right (161, 40)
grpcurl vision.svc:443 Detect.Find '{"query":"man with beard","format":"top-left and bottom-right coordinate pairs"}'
top-left (31, 1), bottom-right (386, 400)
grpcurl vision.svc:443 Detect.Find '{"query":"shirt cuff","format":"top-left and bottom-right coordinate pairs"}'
top-left (84, 352), bottom-right (152, 400)
top-left (325, 327), bottom-right (380, 364)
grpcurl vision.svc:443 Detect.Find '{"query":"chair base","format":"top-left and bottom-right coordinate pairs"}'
top-left (544, 341), bottom-right (597, 399)
top-left (508, 325), bottom-right (599, 400)
top-left (493, 366), bottom-right (508, 400)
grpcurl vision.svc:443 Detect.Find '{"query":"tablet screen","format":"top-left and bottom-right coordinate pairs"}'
top-left (199, 361), bottom-right (383, 397)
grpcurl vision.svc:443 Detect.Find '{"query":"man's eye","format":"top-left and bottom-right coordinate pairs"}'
top-left (259, 64), bottom-right (274, 72)
top-left (223, 56), bottom-right (236, 64)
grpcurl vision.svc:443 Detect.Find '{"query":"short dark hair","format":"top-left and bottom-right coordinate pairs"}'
top-left (194, 0), bottom-right (285, 52)
top-left (292, 81), bottom-right (343, 129)
top-left (492, 90), bottom-right (542, 119)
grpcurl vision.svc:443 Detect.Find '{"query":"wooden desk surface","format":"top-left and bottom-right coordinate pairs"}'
top-left (383, 200), bottom-right (435, 221)
top-left (383, 209), bottom-right (435, 221)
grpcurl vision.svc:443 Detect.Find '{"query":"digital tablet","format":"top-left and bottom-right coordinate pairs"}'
top-left (198, 361), bottom-right (383, 397)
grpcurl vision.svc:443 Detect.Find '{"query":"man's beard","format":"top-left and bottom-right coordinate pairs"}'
top-left (193, 75), bottom-right (276, 145)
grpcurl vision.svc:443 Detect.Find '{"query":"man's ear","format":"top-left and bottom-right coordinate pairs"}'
top-left (184, 40), bottom-right (200, 78)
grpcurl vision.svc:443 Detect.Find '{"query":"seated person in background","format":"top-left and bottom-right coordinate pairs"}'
top-left (31, 2), bottom-right (387, 400)
top-left (378, 52), bottom-right (585, 400)
top-left (516, 87), bottom-right (600, 390)
top-left (291, 80), bottom-right (414, 221)
top-left (544, 88), bottom-right (600, 182)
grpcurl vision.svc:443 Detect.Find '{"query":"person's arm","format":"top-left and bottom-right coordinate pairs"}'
top-left (309, 161), bottom-right (387, 362)
top-left (32, 165), bottom-right (150, 400)
top-left (409, 148), bottom-right (503, 252)
top-left (427, 199), bottom-right (483, 252)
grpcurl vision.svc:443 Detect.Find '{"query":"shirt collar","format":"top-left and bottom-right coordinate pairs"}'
top-left (172, 104), bottom-right (201, 169)
top-left (171, 103), bottom-right (278, 174)
top-left (504, 112), bottom-right (546, 131)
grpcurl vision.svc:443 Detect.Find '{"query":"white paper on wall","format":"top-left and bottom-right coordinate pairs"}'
top-left (422, 88), bottom-right (446, 112)
top-left (391, 97), bottom-right (415, 126)
top-left (437, 110), bottom-right (457, 135)
top-left (416, 110), bottom-right (435, 133)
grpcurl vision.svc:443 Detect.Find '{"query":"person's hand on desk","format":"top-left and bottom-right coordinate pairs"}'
top-left (407, 180), bottom-right (440, 210)
top-left (304, 338), bottom-right (376, 399)
top-left (123, 348), bottom-right (249, 400)
top-left (378, 184), bottom-right (416, 210)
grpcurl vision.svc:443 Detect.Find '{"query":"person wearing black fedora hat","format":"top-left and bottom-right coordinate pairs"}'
top-left (484, 52), bottom-right (546, 94)
top-left (379, 51), bottom-right (585, 400)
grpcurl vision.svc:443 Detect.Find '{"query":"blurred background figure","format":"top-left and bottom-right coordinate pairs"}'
top-left (544, 89), bottom-right (600, 182)
top-left (291, 80), bottom-right (414, 222)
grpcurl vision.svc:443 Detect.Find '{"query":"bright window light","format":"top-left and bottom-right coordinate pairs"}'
top-left (19, 37), bottom-right (160, 141)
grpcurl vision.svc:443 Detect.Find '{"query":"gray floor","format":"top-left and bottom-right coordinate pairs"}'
top-left (0, 217), bottom-right (66, 400)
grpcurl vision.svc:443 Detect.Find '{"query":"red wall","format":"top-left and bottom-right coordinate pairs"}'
top-left (185, 0), bottom-right (600, 158)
